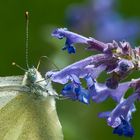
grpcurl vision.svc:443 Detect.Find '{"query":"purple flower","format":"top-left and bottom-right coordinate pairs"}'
top-left (109, 59), bottom-right (134, 73)
top-left (50, 26), bottom-right (140, 137)
top-left (52, 28), bottom-right (89, 53)
top-left (46, 56), bottom-right (107, 104)
top-left (86, 77), bottom-right (131, 103)
top-left (113, 117), bottom-right (134, 137)
top-left (62, 82), bottom-right (90, 104)
top-left (52, 28), bottom-right (117, 53)
top-left (104, 58), bottom-right (134, 89)
top-left (99, 93), bottom-right (138, 137)
top-left (46, 55), bottom-right (108, 84)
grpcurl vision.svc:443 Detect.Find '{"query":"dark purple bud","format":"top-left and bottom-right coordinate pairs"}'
top-left (103, 42), bottom-right (119, 54)
top-left (120, 41), bottom-right (132, 53)
top-left (118, 59), bottom-right (134, 72)
top-left (106, 77), bottom-right (119, 89)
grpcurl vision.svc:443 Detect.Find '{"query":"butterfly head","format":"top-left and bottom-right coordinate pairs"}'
top-left (26, 66), bottom-right (38, 83)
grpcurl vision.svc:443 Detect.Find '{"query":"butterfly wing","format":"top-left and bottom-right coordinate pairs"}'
top-left (0, 76), bottom-right (63, 140)
top-left (0, 76), bottom-right (24, 108)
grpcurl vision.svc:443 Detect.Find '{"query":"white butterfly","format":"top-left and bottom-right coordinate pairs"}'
top-left (0, 12), bottom-right (63, 140)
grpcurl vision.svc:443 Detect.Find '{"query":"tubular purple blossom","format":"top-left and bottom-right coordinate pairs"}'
top-left (46, 54), bottom-right (108, 84)
top-left (52, 28), bottom-right (89, 53)
top-left (86, 77), bottom-right (131, 103)
top-left (99, 93), bottom-right (138, 137)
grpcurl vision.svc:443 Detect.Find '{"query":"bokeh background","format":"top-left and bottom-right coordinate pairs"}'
top-left (0, 0), bottom-right (140, 140)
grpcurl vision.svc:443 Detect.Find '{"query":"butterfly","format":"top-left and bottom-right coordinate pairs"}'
top-left (0, 12), bottom-right (63, 140)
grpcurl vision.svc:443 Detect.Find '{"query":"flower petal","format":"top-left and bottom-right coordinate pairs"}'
top-left (109, 82), bottom-right (131, 102)
top-left (46, 54), bottom-right (108, 84)
top-left (107, 93), bottom-right (138, 128)
top-left (87, 38), bottom-right (108, 52)
top-left (52, 28), bottom-right (89, 53)
top-left (98, 111), bottom-right (111, 119)
top-left (113, 118), bottom-right (134, 137)
top-left (86, 80), bottom-right (110, 103)
top-left (62, 83), bottom-right (90, 104)
top-left (86, 80), bottom-right (130, 103)
top-left (62, 83), bottom-right (78, 100)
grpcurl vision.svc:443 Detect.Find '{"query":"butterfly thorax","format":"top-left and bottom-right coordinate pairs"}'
top-left (22, 67), bottom-right (57, 98)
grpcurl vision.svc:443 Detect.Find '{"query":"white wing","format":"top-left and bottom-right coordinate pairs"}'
top-left (0, 75), bottom-right (63, 140)
top-left (0, 76), bottom-right (29, 108)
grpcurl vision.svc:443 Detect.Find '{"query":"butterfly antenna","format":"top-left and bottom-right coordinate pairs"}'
top-left (25, 11), bottom-right (29, 69)
top-left (12, 62), bottom-right (27, 71)
top-left (37, 56), bottom-right (60, 70)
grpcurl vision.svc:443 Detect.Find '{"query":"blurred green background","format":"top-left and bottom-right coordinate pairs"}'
top-left (0, 0), bottom-right (140, 140)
